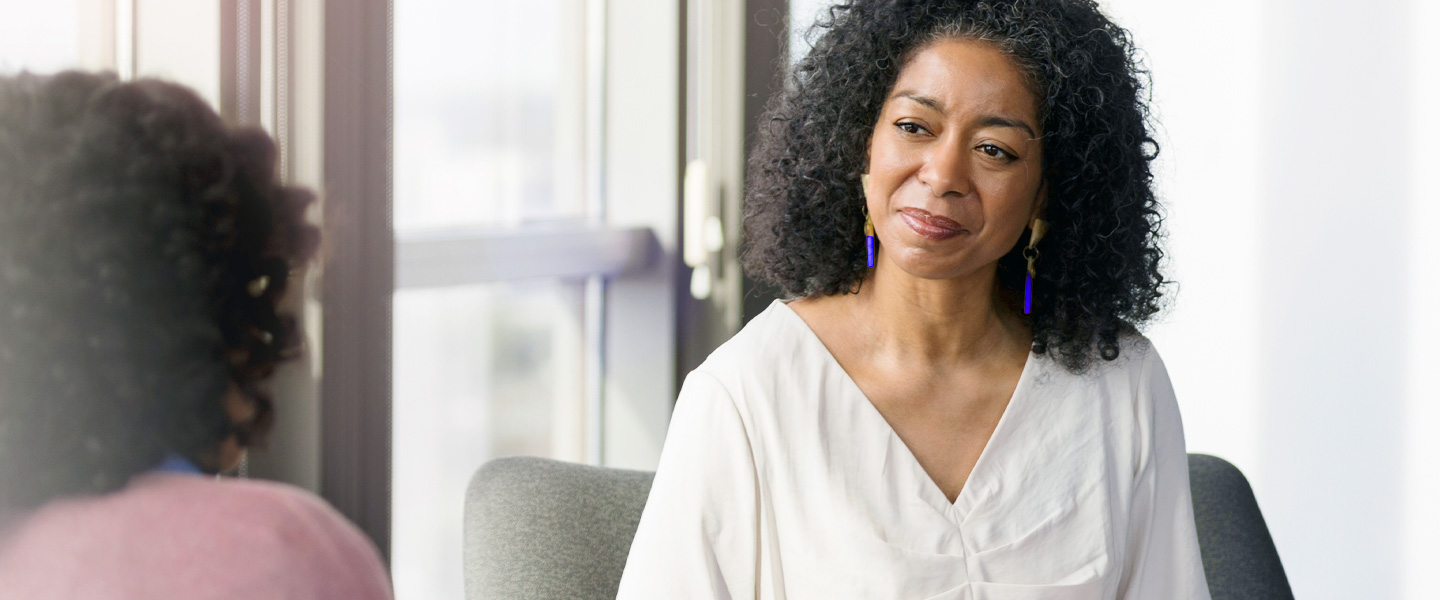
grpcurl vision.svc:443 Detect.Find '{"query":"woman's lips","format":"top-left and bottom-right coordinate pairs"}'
top-left (899, 208), bottom-right (965, 241)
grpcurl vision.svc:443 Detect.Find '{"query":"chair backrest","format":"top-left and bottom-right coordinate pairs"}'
top-left (465, 454), bottom-right (1292, 599)
top-left (1186, 453), bottom-right (1294, 600)
top-left (463, 456), bottom-right (652, 600)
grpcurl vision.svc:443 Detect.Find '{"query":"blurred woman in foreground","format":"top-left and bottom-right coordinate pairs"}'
top-left (0, 71), bottom-right (391, 599)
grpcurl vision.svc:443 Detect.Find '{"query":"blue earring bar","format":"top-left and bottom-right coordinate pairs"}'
top-left (866, 235), bottom-right (876, 267)
top-left (1024, 272), bottom-right (1033, 314)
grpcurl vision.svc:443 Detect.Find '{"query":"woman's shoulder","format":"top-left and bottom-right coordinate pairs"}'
top-left (1113, 331), bottom-right (1168, 391)
top-left (145, 474), bottom-right (391, 589)
top-left (0, 473), bottom-right (391, 600)
top-left (1055, 329), bottom-right (1163, 383)
top-left (1056, 330), bottom-right (1177, 429)
top-left (690, 298), bottom-right (815, 386)
top-left (95, 473), bottom-right (357, 540)
top-left (185, 476), bottom-right (376, 543)
top-left (676, 297), bottom-right (849, 429)
top-left (1037, 330), bottom-right (1173, 422)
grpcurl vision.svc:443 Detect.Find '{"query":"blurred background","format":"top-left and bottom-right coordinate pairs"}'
top-left (1, 0), bottom-right (1435, 598)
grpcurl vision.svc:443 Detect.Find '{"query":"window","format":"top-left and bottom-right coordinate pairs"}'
top-left (0, 0), bottom-right (83, 75)
top-left (391, 2), bottom-right (611, 598)
top-left (336, 2), bottom-right (685, 597)
top-left (3, 3), bottom-right (692, 599)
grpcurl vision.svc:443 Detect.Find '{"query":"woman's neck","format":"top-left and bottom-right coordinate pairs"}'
top-left (852, 260), bottom-right (1028, 368)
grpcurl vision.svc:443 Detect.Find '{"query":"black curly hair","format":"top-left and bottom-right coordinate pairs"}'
top-left (742, 0), bottom-right (1169, 372)
top-left (0, 71), bottom-right (319, 507)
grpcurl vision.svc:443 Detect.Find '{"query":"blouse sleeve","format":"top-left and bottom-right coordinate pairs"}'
top-left (1118, 346), bottom-right (1213, 600)
top-left (616, 370), bottom-right (760, 600)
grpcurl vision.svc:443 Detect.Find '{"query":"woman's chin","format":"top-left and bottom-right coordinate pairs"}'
top-left (881, 250), bottom-right (979, 281)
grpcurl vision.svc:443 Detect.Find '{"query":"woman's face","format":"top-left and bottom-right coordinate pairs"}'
top-left (865, 38), bottom-right (1046, 282)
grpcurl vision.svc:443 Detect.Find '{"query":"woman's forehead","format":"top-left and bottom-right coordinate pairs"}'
top-left (889, 38), bottom-right (1039, 126)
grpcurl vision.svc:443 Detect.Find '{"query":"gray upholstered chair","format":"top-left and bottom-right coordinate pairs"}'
top-left (1186, 454), bottom-right (1295, 600)
top-left (464, 457), bottom-right (654, 600)
top-left (464, 454), bottom-right (1292, 599)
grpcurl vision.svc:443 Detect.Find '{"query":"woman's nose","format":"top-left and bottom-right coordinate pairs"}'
top-left (916, 136), bottom-right (973, 197)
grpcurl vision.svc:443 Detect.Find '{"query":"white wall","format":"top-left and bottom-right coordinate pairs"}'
top-left (1098, 0), bottom-right (1265, 488)
top-left (1403, 4), bottom-right (1440, 599)
top-left (1104, 0), bottom-right (1435, 597)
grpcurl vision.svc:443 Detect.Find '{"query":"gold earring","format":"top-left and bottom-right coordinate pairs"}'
top-left (1023, 218), bottom-right (1047, 314)
top-left (1024, 218), bottom-right (1048, 276)
top-left (861, 174), bottom-right (876, 267)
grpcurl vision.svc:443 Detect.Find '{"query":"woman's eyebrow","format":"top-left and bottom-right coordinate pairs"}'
top-left (892, 91), bottom-right (944, 112)
top-left (891, 92), bottom-right (1037, 138)
top-left (976, 115), bottom-right (1037, 138)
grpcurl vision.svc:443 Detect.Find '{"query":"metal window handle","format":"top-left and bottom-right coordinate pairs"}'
top-left (683, 159), bottom-right (726, 299)
top-left (683, 159), bottom-right (714, 268)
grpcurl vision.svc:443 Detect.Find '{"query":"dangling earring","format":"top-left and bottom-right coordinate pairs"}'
top-left (1023, 217), bottom-right (1048, 314)
top-left (861, 174), bottom-right (876, 268)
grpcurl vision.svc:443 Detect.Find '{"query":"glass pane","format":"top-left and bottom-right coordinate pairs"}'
top-left (0, 0), bottom-right (82, 74)
top-left (391, 280), bottom-right (586, 600)
top-left (394, 0), bottom-right (587, 233)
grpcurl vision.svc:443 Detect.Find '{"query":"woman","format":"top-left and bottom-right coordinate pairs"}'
top-left (617, 0), bottom-right (1209, 598)
top-left (0, 71), bottom-right (391, 599)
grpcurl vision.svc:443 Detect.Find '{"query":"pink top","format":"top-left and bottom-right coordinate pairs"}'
top-left (0, 472), bottom-right (393, 600)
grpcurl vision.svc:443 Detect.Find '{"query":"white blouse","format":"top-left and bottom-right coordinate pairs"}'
top-left (616, 299), bottom-right (1211, 600)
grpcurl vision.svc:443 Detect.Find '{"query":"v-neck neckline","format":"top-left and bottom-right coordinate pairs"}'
top-left (772, 298), bottom-right (1037, 520)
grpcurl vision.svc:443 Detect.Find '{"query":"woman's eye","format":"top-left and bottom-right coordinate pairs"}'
top-left (896, 122), bottom-right (929, 135)
top-left (978, 144), bottom-right (1014, 160)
